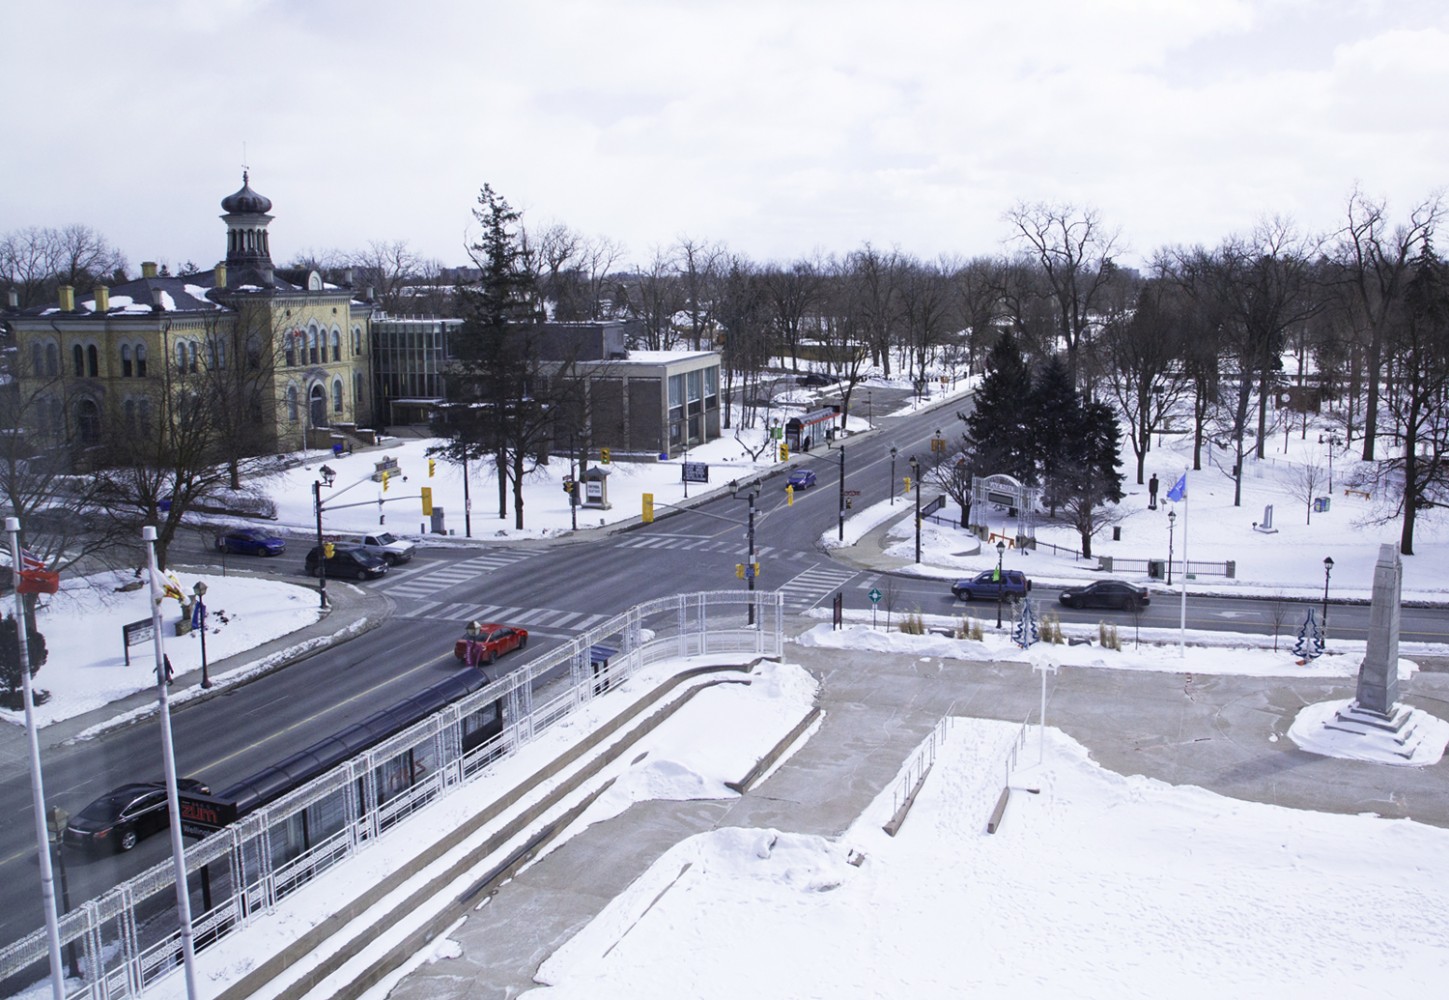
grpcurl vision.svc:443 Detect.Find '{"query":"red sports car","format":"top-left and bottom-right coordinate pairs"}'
top-left (454, 623), bottom-right (529, 666)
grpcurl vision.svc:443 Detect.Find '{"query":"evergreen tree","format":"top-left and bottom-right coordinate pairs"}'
top-left (1029, 353), bottom-right (1082, 511)
top-left (962, 332), bottom-right (1036, 484)
top-left (0, 613), bottom-right (47, 706)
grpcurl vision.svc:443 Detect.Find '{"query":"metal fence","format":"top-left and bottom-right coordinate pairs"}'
top-left (0, 590), bottom-right (783, 1000)
top-left (1096, 555), bottom-right (1236, 578)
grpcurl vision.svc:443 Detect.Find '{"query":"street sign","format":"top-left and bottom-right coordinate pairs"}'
top-left (868, 587), bottom-right (882, 604)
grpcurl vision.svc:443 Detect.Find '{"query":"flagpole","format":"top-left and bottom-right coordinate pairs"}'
top-left (1178, 469), bottom-right (1188, 657)
top-left (7, 518), bottom-right (65, 1000)
top-left (143, 527), bottom-right (199, 999)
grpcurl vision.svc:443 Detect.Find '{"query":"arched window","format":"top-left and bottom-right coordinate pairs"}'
top-left (45, 343), bottom-right (59, 376)
top-left (309, 383), bottom-right (326, 427)
top-left (247, 333), bottom-right (262, 370)
top-left (286, 384), bottom-right (299, 422)
top-left (332, 376), bottom-right (344, 413)
top-left (124, 399), bottom-right (137, 431)
top-left (308, 325), bottom-right (320, 365)
top-left (86, 344), bottom-right (98, 377)
top-left (176, 341), bottom-right (188, 372)
top-left (331, 329), bottom-right (341, 362)
top-left (189, 341), bottom-right (199, 373)
top-left (135, 343), bottom-right (148, 378)
top-left (285, 331), bottom-right (296, 368)
top-left (121, 344), bottom-right (133, 377)
top-left (351, 326), bottom-right (362, 355)
top-left (75, 398), bottom-right (101, 445)
top-left (353, 372), bottom-right (364, 412)
top-left (138, 398), bottom-right (152, 436)
top-left (31, 343), bottom-right (44, 377)
top-left (207, 339), bottom-right (217, 369)
top-left (73, 344), bottom-right (85, 377)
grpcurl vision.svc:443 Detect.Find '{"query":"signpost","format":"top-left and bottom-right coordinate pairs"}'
top-left (869, 586), bottom-right (882, 628)
top-left (122, 619), bottom-right (156, 666)
top-left (681, 462), bottom-right (710, 484)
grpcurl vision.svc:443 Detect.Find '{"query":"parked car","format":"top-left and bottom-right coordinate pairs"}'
top-left (304, 545), bottom-right (389, 581)
top-left (787, 468), bottom-right (818, 489)
top-left (951, 569), bottom-right (1032, 601)
top-left (1058, 580), bottom-right (1150, 611)
top-left (338, 531), bottom-right (415, 565)
top-left (796, 372), bottom-right (834, 387)
top-left (64, 778), bottom-right (210, 853)
top-left (454, 622), bottom-right (529, 666)
top-left (216, 527), bottom-right (287, 557)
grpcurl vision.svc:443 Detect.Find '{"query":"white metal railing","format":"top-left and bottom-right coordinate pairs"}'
top-left (0, 590), bottom-right (782, 1000)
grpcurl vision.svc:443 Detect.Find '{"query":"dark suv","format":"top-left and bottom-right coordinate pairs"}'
top-left (304, 545), bottom-right (388, 581)
top-left (951, 569), bottom-right (1031, 601)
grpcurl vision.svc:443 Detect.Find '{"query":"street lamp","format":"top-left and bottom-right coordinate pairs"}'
top-left (837, 445), bottom-right (846, 542)
top-left (890, 447), bottom-right (898, 506)
top-left (313, 464), bottom-right (337, 609)
top-left (193, 581), bottom-right (210, 688)
top-left (45, 807), bottom-right (79, 978)
top-left (1167, 509), bottom-right (1176, 587)
top-left (995, 539), bottom-right (1007, 628)
top-left (910, 456), bottom-right (921, 563)
top-left (1322, 556), bottom-right (1334, 644)
top-left (729, 480), bottom-right (760, 626)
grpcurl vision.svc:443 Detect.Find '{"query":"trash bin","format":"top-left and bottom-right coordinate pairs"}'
top-left (1313, 497), bottom-right (1330, 513)
top-left (1148, 559), bottom-right (1164, 580)
top-left (332, 442), bottom-right (344, 457)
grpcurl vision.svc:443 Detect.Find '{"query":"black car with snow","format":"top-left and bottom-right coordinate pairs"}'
top-left (1058, 580), bottom-right (1150, 612)
top-left (65, 779), bottom-right (211, 853)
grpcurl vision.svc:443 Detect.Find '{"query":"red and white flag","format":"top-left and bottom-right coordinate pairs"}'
top-left (20, 548), bottom-right (46, 572)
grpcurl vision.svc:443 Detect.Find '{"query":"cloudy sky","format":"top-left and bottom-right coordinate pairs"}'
top-left (5, 0), bottom-right (1447, 274)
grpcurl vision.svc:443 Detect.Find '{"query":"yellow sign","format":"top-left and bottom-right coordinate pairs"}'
top-left (421, 486), bottom-right (433, 515)
top-left (642, 492), bottom-right (654, 523)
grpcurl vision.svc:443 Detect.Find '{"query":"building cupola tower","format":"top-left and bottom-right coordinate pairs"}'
top-left (220, 170), bottom-right (275, 270)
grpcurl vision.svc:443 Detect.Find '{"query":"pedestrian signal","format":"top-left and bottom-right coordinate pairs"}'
top-left (642, 492), bottom-right (654, 523)
top-left (421, 486), bottom-right (433, 515)
top-left (323, 541), bottom-right (335, 559)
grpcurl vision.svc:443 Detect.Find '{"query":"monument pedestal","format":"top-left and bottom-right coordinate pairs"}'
top-left (1322, 701), bottom-right (1427, 760)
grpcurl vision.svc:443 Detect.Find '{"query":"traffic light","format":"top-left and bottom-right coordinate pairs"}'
top-left (601, 447), bottom-right (611, 464)
top-left (736, 563), bottom-right (745, 579)
top-left (642, 492), bottom-right (654, 523)
top-left (786, 484), bottom-right (795, 506)
top-left (381, 470), bottom-right (390, 492)
top-left (563, 478), bottom-right (574, 494)
top-left (779, 444), bottom-right (789, 461)
top-left (903, 475), bottom-right (911, 494)
top-left (753, 561), bottom-right (761, 578)
top-left (323, 541), bottom-right (335, 559)
top-left (428, 458), bottom-right (436, 477)
top-left (421, 486), bottom-right (433, 515)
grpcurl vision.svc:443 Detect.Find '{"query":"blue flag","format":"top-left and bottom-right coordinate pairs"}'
top-left (1166, 473), bottom-right (1187, 503)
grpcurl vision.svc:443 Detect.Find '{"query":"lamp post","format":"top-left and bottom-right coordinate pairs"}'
top-left (867, 389), bottom-right (872, 426)
top-left (45, 808), bottom-right (79, 978)
top-left (995, 538), bottom-right (1007, 629)
top-left (890, 446), bottom-right (898, 506)
top-left (1322, 556), bottom-right (1334, 644)
top-left (838, 445), bottom-right (846, 542)
top-left (910, 456), bottom-right (921, 563)
top-left (1167, 509), bottom-right (1176, 587)
top-left (313, 464), bottom-right (336, 609)
top-left (730, 480), bottom-right (760, 626)
top-left (193, 581), bottom-right (210, 688)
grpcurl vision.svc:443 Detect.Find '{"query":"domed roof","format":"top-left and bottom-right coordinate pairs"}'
top-left (221, 171), bottom-right (273, 215)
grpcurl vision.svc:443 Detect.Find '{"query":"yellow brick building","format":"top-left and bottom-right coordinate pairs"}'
top-left (4, 173), bottom-right (374, 461)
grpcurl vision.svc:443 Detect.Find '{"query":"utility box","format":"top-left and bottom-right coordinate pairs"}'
top-left (430, 507), bottom-right (446, 534)
top-left (1148, 559), bottom-right (1165, 580)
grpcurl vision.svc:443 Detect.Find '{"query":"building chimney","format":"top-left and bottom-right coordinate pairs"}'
top-left (343, 268), bottom-right (354, 286)
top-left (6, 290), bottom-right (17, 310)
top-left (141, 261), bottom-right (158, 279)
top-left (214, 263), bottom-right (227, 289)
top-left (94, 285), bottom-right (110, 312)
top-left (58, 285), bottom-right (75, 311)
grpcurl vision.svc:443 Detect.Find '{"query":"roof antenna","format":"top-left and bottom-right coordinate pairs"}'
top-left (242, 141), bottom-right (249, 183)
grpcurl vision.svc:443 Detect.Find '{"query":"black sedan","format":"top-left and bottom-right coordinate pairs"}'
top-left (216, 527), bottom-right (287, 556)
top-left (64, 779), bottom-right (210, 853)
top-left (1058, 580), bottom-right (1150, 612)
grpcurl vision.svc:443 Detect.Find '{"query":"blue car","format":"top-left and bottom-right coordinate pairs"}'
top-left (216, 527), bottom-right (287, 556)
top-left (787, 469), bottom-right (817, 489)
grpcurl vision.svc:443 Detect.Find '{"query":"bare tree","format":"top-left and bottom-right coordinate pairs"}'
top-left (675, 237), bottom-right (727, 350)
top-left (1287, 459), bottom-right (1328, 525)
top-left (624, 246), bottom-right (685, 350)
top-left (0, 225), bottom-right (128, 309)
top-left (1004, 201), bottom-right (1122, 380)
top-left (348, 240), bottom-right (422, 314)
top-left (762, 258), bottom-right (824, 368)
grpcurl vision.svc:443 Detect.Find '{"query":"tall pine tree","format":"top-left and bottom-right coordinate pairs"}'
top-left (1029, 353), bottom-right (1082, 513)
top-left (962, 332), bottom-right (1036, 484)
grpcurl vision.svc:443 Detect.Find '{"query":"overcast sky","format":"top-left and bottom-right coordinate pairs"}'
top-left (5, 0), bottom-right (1447, 275)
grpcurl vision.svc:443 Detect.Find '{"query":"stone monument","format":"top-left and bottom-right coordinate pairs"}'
top-left (1323, 543), bottom-right (1420, 753)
